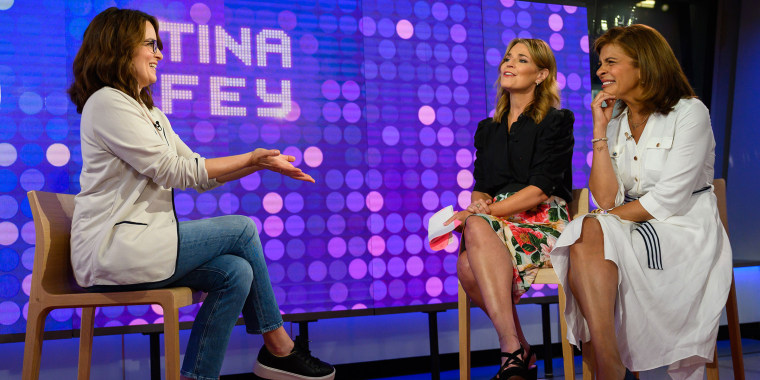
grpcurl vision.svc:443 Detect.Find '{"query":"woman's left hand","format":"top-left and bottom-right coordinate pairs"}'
top-left (258, 154), bottom-right (315, 183)
top-left (466, 198), bottom-right (492, 214)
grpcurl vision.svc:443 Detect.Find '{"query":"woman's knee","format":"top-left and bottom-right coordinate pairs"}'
top-left (570, 217), bottom-right (604, 259)
top-left (219, 214), bottom-right (259, 247)
top-left (462, 217), bottom-right (492, 245)
top-left (220, 256), bottom-right (254, 291)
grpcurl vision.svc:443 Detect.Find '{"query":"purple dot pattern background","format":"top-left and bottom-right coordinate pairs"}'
top-left (0, 0), bottom-right (590, 334)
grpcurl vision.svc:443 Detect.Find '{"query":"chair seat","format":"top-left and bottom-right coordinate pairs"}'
top-left (42, 287), bottom-right (202, 309)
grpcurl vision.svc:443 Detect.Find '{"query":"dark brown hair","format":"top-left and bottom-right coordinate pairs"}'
top-left (67, 7), bottom-right (162, 113)
top-left (493, 38), bottom-right (560, 125)
top-left (594, 24), bottom-right (695, 115)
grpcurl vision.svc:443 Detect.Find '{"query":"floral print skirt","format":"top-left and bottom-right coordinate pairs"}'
top-left (466, 192), bottom-right (570, 304)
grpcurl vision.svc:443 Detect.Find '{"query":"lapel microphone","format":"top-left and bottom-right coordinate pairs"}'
top-left (154, 121), bottom-right (162, 131)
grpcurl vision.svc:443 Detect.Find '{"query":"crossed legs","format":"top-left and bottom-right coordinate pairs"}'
top-left (457, 217), bottom-right (531, 365)
top-left (567, 217), bottom-right (625, 380)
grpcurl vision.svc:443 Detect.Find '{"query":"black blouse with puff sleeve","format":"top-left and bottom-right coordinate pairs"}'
top-left (472, 107), bottom-right (574, 202)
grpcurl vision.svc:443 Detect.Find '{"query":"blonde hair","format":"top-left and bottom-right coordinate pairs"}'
top-left (594, 24), bottom-right (695, 115)
top-left (493, 38), bottom-right (560, 124)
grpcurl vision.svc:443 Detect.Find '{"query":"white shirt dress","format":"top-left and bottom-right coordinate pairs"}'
top-left (550, 98), bottom-right (732, 379)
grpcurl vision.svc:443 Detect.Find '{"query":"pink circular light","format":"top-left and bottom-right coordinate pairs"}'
top-left (262, 192), bottom-right (283, 213)
top-left (303, 146), bottom-right (323, 167)
top-left (366, 191), bottom-right (384, 212)
top-left (0, 221), bottom-right (19, 245)
top-left (444, 234), bottom-right (460, 253)
top-left (284, 101), bottom-right (301, 122)
top-left (458, 190), bottom-right (471, 209)
top-left (46, 143), bottom-right (70, 167)
top-left (548, 14), bottom-right (563, 32)
top-left (368, 235), bottom-right (386, 256)
top-left (456, 169), bottom-right (473, 189)
top-left (418, 105), bottom-right (436, 125)
top-left (580, 35), bottom-right (590, 53)
top-left (406, 256), bottom-right (424, 276)
top-left (349, 258), bottom-right (368, 279)
top-left (426, 277), bottom-right (443, 297)
top-left (263, 216), bottom-right (284, 237)
top-left (396, 19), bottom-right (414, 39)
top-left (557, 72), bottom-right (566, 90)
top-left (22, 274), bottom-right (32, 296)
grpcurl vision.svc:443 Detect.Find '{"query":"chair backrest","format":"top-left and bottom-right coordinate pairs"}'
top-left (713, 179), bottom-right (728, 235)
top-left (569, 188), bottom-right (589, 220)
top-left (27, 190), bottom-right (82, 297)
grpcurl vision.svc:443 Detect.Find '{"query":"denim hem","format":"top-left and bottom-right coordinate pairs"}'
top-left (247, 320), bottom-right (284, 335)
top-left (180, 370), bottom-right (219, 380)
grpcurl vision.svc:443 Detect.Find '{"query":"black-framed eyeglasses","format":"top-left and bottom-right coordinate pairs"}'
top-left (144, 39), bottom-right (160, 53)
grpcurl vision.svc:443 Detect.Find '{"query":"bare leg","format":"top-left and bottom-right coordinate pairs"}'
top-left (263, 326), bottom-right (295, 356)
top-left (512, 303), bottom-right (536, 367)
top-left (567, 218), bottom-right (625, 380)
top-left (458, 217), bottom-right (521, 365)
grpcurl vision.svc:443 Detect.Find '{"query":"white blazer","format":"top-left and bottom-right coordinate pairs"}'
top-left (71, 87), bottom-right (220, 287)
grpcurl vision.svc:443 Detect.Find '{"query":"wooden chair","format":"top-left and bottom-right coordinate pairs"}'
top-left (22, 191), bottom-right (205, 380)
top-left (706, 178), bottom-right (744, 380)
top-left (458, 188), bottom-right (590, 380)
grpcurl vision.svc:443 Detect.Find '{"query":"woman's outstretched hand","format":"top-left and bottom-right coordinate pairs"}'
top-left (253, 149), bottom-right (315, 183)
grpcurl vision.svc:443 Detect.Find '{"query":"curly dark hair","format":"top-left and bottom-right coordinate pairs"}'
top-left (67, 7), bottom-right (162, 113)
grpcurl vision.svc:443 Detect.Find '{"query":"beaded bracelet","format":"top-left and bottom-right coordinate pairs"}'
top-left (591, 137), bottom-right (608, 143)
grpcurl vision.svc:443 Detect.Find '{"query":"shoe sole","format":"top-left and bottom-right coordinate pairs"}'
top-left (253, 361), bottom-right (336, 380)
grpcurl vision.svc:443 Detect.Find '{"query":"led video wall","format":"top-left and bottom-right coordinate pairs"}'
top-left (0, 0), bottom-right (590, 335)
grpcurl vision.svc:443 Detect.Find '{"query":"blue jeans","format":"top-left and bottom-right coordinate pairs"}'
top-left (89, 215), bottom-right (283, 380)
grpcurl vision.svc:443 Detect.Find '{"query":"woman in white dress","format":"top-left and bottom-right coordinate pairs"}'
top-left (550, 24), bottom-right (732, 380)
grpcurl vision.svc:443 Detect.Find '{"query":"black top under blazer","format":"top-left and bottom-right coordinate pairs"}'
top-left (472, 107), bottom-right (574, 203)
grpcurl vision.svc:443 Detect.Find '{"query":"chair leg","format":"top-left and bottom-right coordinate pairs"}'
top-left (78, 307), bottom-right (95, 380)
top-left (22, 303), bottom-right (49, 380)
top-left (706, 346), bottom-right (720, 380)
top-left (163, 302), bottom-right (181, 380)
top-left (725, 275), bottom-right (745, 380)
top-left (557, 284), bottom-right (576, 379)
top-left (458, 282), bottom-right (471, 380)
top-left (582, 341), bottom-right (595, 380)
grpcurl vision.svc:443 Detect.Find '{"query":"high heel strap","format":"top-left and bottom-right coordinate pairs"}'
top-left (498, 347), bottom-right (526, 367)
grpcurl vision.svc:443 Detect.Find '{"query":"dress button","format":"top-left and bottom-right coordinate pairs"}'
top-left (656, 143), bottom-right (660, 147)
top-left (634, 156), bottom-right (638, 161)
top-left (635, 177), bottom-right (639, 181)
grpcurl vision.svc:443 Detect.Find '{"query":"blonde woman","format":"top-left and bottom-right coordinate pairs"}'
top-left (446, 38), bottom-right (574, 380)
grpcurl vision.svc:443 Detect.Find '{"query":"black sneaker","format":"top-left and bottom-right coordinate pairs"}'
top-left (253, 335), bottom-right (336, 380)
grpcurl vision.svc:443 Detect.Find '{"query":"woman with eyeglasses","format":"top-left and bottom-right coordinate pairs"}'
top-left (68, 8), bottom-right (335, 380)
top-left (550, 25), bottom-right (732, 380)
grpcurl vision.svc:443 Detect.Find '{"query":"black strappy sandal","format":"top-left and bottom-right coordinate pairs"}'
top-left (489, 347), bottom-right (537, 380)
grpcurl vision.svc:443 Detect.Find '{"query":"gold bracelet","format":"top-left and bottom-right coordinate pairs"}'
top-left (591, 137), bottom-right (608, 143)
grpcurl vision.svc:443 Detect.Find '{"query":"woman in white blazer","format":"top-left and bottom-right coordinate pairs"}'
top-left (68, 8), bottom-right (334, 380)
top-left (550, 25), bottom-right (731, 380)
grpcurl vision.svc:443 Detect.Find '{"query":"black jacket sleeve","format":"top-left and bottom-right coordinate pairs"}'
top-left (528, 109), bottom-right (574, 197)
top-left (472, 118), bottom-right (493, 195)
